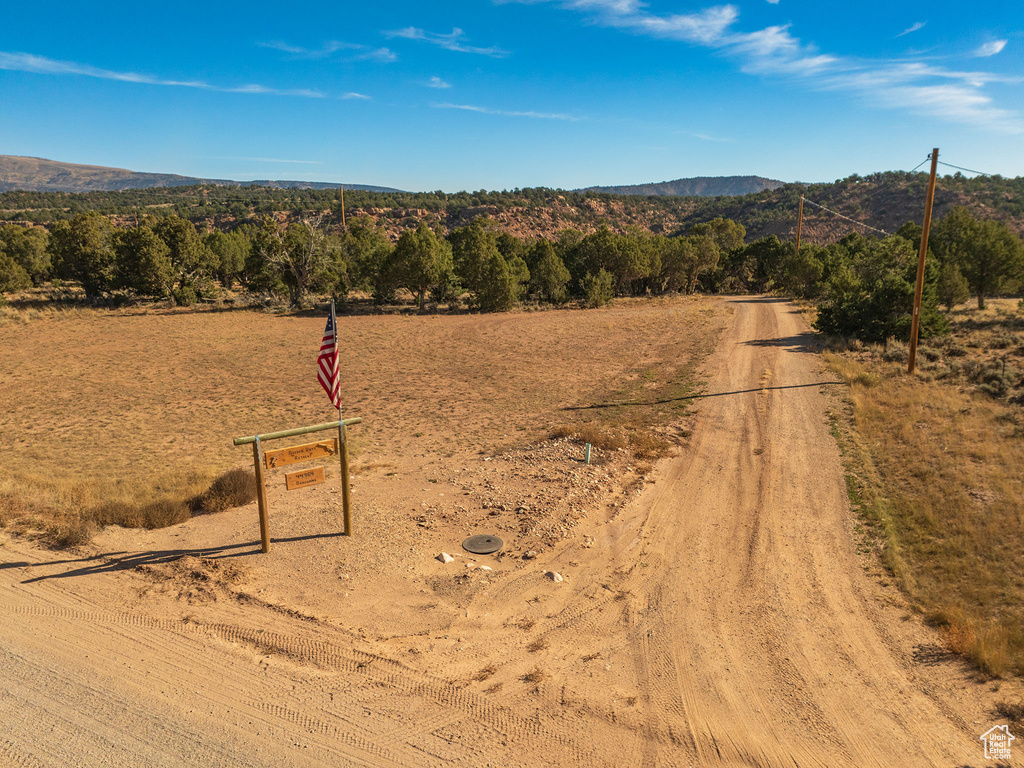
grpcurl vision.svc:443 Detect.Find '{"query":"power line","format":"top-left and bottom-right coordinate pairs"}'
top-left (801, 198), bottom-right (890, 236)
top-left (909, 156), bottom-right (931, 174)
top-left (936, 160), bottom-right (993, 177)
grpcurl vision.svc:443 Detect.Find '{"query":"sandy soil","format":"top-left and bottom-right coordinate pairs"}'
top-left (1, 297), bottom-right (1016, 767)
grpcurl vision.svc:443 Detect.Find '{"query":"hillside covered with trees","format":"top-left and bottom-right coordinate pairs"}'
top-left (581, 175), bottom-right (784, 197)
top-left (2, 170), bottom-right (1022, 246)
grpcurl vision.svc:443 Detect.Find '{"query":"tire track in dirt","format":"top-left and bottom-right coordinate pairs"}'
top-left (0, 638), bottom-right (264, 768)
top-left (245, 699), bottom-right (405, 767)
top-left (5, 588), bottom-right (601, 767)
top-left (0, 738), bottom-right (46, 768)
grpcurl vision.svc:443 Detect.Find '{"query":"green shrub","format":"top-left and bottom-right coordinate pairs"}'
top-left (474, 252), bottom-right (524, 312)
top-left (880, 338), bottom-right (909, 363)
top-left (814, 238), bottom-right (947, 343)
top-left (172, 286), bottom-right (197, 306)
top-left (582, 268), bottom-right (614, 308)
top-left (936, 261), bottom-right (970, 311)
top-left (0, 252), bottom-right (31, 293)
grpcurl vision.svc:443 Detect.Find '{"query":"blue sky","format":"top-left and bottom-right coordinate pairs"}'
top-left (1, 1), bottom-right (1020, 191)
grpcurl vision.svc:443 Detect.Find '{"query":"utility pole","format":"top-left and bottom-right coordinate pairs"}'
top-left (908, 148), bottom-right (939, 375)
top-left (339, 186), bottom-right (347, 230)
top-left (795, 196), bottom-right (804, 255)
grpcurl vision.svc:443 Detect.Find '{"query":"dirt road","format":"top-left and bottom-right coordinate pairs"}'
top-left (0, 298), bottom-right (992, 766)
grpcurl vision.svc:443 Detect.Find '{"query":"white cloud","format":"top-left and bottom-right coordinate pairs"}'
top-left (523, 0), bottom-right (641, 13)
top-left (897, 21), bottom-right (926, 38)
top-left (384, 27), bottom-right (508, 57)
top-left (976, 40), bottom-right (1008, 57)
top-left (347, 47), bottom-right (397, 63)
top-left (426, 76), bottom-right (452, 89)
top-left (0, 51), bottom-right (336, 99)
top-left (828, 61), bottom-right (1017, 93)
top-left (506, 2), bottom-right (823, 71)
top-left (727, 24), bottom-right (836, 75)
top-left (689, 132), bottom-right (735, 143)
top-left (631, 8), bottom-right (737, 44)
top-left (728, 24), bottom-right (799, 57)
top-left (341, 92), bottom-right (372, 100)
top-left (501, 1), bottom-right (1022, 132)
top-left (432, 102), bottom-right (582, 120)
top-left (258, 40), bottom-right (351, 58)
top-left (872, 83), bottom-right (1018, 129)
top-left (258, 40), bottom-right (396, 63)
top-left (823, 61), bottom-right (1022, 132)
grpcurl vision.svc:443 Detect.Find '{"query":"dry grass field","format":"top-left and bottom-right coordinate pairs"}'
top-left (825, 298), bottom-right (1024, 677)
top-left (0, 297), bottom-right (720, 546)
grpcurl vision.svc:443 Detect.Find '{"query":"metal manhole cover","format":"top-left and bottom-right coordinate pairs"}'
top-left (462, 534), bottom-right (503, 554)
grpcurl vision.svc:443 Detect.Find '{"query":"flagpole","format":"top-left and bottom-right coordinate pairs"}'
top-left (332, 298), bottom-right (353, 536)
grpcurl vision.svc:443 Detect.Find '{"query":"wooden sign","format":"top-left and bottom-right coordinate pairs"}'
top-left (285, 466), bottom-right (326, 490)
top-left (265, 439), bottom-right (337, 469)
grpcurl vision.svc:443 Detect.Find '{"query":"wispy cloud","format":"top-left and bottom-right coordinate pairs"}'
top-left (258, 40), bottom-right (396, 63)
top-left (355, 47), bottom-right (397, 63)
top-left (595, 5), bottom-right (741, 45)
top-left (976, 39), bottom-right (1007, 57)
top-left (506, 2), bottom-right (828, 71)
top-left (258, 40), bottom-right (349, 58)
top-left (897, 21), bottom-right (926, 38)
top-left (341, 92), bottom-right (371, 100)
top-left (433, 102), bottom-right (582, 120)
top-left (867, 82), bottom-right (1018, 128)
top-left (426, 76), bottom-right (452, 89)
top-left (0, 51), bottom-right (334, 98)
top-left (690, 132), bottom-right (735, 143)
top-left (384, 27), bottom-right (508, 57)
top-left (501, 2), bottom-right (1022, 132)
top-left (818, 59), bottom-right (1021, 131)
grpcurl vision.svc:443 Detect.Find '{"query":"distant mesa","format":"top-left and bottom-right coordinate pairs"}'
top-left (0, 155), bottom-right (403, 194)
top-left (580, 176), bottom-right (785, 198)
top-left (1, 156), bottom-right (785, 198)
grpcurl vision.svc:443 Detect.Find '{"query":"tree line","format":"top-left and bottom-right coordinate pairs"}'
top-left (796, 209), bottom-right (1024, 341)
top-left (0, 212), bottom-right (750, 309)
top-left (2, 207), bottom-right (1022, 347)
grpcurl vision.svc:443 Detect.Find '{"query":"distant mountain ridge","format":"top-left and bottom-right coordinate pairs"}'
top-left (581, 176), bottom-right (785, 197)
top-left (0, 155), bottom-right (403, 194)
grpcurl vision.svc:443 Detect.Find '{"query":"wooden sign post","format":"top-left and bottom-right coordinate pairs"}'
top-left (252, 436), bottom-right (270, 553)
top-left (339, 419), bottom-right (352, 538)
top-left (233, 417), bottom-right (362, 553)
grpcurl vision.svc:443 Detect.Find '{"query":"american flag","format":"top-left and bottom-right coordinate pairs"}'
top-left (318, 308), bottom-right (341, 409)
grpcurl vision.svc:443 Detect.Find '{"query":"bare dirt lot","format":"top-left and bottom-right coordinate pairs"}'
top-left (0, 297), bottom-right (1016, 766)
